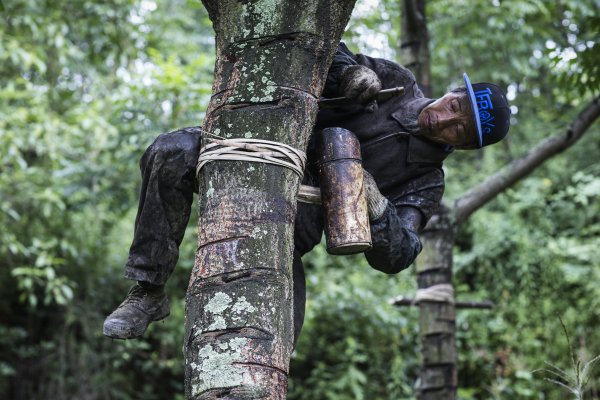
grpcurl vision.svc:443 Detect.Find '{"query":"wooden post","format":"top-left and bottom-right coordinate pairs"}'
top-left (414, 206), bottom-right (457, 400)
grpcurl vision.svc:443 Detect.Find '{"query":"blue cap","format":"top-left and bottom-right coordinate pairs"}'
top-left (463, 73), bottom-right (511, 148)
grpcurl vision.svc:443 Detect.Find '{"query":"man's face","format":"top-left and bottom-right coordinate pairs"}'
top-left (417, 91), bottom-right (478, 149)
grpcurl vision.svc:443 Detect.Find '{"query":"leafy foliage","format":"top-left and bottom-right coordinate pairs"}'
top-left (289, 247), bottom-right (419, 400)
top-left (534, 317), bottom-right (600, 400)
top-left (0, 0), bottom-right (211, 398)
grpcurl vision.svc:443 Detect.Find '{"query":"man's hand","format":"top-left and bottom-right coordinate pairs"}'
top-left (340, 65), bottom-right (382, 111)
top-left (363, 170), bottom-right (388, 221)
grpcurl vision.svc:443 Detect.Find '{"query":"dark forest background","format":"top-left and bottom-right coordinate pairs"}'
top-left (1, 0), bottom-right (599, 399)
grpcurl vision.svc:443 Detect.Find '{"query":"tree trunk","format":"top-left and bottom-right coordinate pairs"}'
top-left (400, 2), bottom-right (455, 398)
top-left (184, 1), bottom-right (356, 399)
top-left (400, 0), bottom-right (431, 97)
top-left (415, 207), bottom-right (457, 400)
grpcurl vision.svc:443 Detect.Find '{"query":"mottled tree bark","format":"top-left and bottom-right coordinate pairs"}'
top-left (184, 1), bottom-right (356, 399)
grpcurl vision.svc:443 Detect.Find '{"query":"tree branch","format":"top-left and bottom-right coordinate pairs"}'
top-left (453, 95), bottom-right (600, 224)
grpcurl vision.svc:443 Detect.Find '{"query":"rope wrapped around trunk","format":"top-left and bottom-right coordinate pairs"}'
top-left (196, 132), bottom-right (321, 204)
top-left (413, 284), bottom-right (455, 304)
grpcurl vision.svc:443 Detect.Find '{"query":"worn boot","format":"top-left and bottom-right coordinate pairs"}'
top-left (103, 283), bottom-right (170, 339)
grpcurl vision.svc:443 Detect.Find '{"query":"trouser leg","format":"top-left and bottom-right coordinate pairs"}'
top-left (291, 171), bottom-right (325, 347)
top-left (122, 126), bottom-right (316, 346)
top-left (292, 250), bottom-right (306, 348)
top-left (124, 127), bottom-right (202, 285)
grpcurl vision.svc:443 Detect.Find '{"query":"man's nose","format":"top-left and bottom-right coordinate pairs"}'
top-left (436, 113), bottom-right (461, 128)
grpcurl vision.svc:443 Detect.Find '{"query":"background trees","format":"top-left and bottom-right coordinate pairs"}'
top-left (1, 0), bottom-right (598, 399)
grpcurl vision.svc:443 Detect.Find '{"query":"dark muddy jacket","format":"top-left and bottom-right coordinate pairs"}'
top-left (295, 43), bottom-right (452, 273)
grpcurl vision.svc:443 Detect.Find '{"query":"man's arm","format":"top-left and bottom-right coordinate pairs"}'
top-left (322, 43), bottom-right (381, 106)
top-left (365, 204), bottom-right (423, 274)
top-left (323, 43), bottom-right (418, 100)
top-left (322, 43), bottom-right (359, 98)
top-left (364, 163), bottom-right (446, 273)
top-left (363, 171), bottom-right (424, 274)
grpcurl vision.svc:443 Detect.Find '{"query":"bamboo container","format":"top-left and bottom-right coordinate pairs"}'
top-left (316, 127), bottom-right (372, 255)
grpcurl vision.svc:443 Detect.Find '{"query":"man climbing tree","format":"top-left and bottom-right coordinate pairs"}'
top-left (103, 41), bottom-right (510, 338)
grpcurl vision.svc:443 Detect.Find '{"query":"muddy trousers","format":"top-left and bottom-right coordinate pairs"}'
top-left (123, 127), bottom-right (311, 342)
